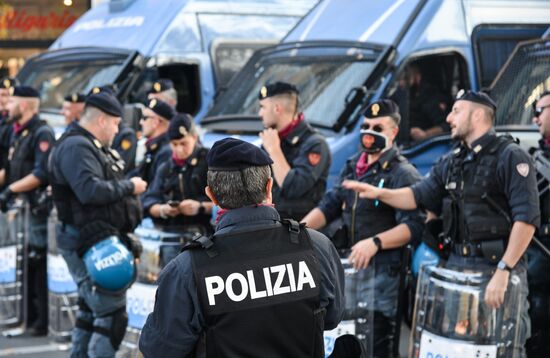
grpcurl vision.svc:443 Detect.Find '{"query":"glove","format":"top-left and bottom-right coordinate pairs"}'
top-left (0, 187), bottom-right (13, 213)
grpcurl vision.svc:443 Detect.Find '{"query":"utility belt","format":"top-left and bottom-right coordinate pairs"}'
top-left (451, 239), bottom-right (505, 264)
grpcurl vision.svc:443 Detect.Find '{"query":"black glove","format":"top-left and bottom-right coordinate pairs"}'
top-left (0, 187), bottom-right (13, 213)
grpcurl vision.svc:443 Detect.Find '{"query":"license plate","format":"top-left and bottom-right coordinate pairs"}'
top-left (419, 331), bottom-right (497, 358)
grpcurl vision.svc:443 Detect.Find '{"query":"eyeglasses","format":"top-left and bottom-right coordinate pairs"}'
top-left (141, 115), bottom-right (154, 121)
top-left (360, 123), bottom-right (388, 133)
top-left (534, 105), bottom-right (550, 118)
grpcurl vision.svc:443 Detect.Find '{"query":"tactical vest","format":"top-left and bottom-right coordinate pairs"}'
top-left (273, 128), bottom-right (326, 220)
top-left (50, 130), bottom-right (142, 234)
top-left (343, 153), bottom-right (404, 264)
top-left (189, 220), bottom-right (324, 358)
top-left (442, 135), bottom-right (514, 244)
top-left (7, 117), bottom-right (49, 184)
top-left (138, 135), bottom-right (169, 182)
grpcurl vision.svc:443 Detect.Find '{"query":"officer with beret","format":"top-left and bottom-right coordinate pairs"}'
top-left (148, 78), bottom-right (177, 108)
top-left (139, 137), bottom-right (344, 357)
top-left (0, 77), bottom-right (17, 175)
top-left (258, 81), bottom-right (331, 221)
top-left (88, 86), bottom-right (138, 173)
top-left (142, 113), bottom-right (211, 233)
top-left (345, 90), bottom-right (539, 356)
top-left (61, 92), bottom-right (86, 131)
top-left (0, 86), bottom-right (55, 335)
top-left (48, 91), bottom-right (147, 357)
top-left (127, 98), bottom-right (175, 185)
top-left (527, 90), bottom-right (550, 356)
top-left (303, 99), bottom-right (425, 357)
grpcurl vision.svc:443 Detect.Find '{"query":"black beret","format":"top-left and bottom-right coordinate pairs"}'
top-left (11, 86), bottom-right (40, 98)
top-left (149, 79), bottom-right (174, 94)
top-left (455, 89), bottom-right (496, 111)
top-left (168, 113), bottom-right (194, 140)
top-left (207, 138), bottom-right (273, 171)
top-left (85, 92), bottom-right (123, 117)
top-left (1, 77), bottom-right (17, 90)
top-left (363, 99), bottom-right (400, 120)
top-left (64, 93), bottom-right (86, 103)
top-left (146, 98), bottom-right (175, 121)
top-left (258, 81), bottom-right (299, 100)
top-left (88, 85), bottom-right (116, 97)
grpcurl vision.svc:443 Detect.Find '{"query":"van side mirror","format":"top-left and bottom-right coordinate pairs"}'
top-left (345, 86), bottom-right (367, 106)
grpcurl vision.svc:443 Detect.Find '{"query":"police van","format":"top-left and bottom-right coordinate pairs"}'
top-left (14, 0), bottom-right (318, 133)
top-left (200, 0), bottom-right (549, 182)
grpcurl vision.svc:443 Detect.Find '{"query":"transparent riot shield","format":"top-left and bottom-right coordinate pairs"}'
top-left (0, 200), bottom-right (28, 336)
top-left (411, 264), bottom-right (525, 358)
top-left (47, 207), bottom-right (78, 341)
top-left (324, 251), bottom-right (374, 358)
top-left (118, 220), bottom-right (194, 357)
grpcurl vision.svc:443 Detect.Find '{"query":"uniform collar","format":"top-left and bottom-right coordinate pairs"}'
top-left (282, 118), bottom-right (312, 146)
top-left (355, 146), bottom-right (399, 177)
top-left (172, 144), bottom-right (202, 168)
top-left (216, 205), bottom-right (280, 233)
top-left (146, 133), bottom-right (168, 152)
top-left (469, 129), bottom-right (496, 153)
top-left (13, 114), bottom-right (39, 135)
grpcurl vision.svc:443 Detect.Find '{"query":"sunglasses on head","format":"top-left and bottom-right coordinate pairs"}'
top-left (360, 123), bottom-right (387, 133)
top-left (534, 105), bottom-right (550, 118)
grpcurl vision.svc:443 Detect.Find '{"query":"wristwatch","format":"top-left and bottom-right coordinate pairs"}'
top-left (497, 259), bottom-right (513, 272)
top-left (371, 236), bottom-right (383, 251)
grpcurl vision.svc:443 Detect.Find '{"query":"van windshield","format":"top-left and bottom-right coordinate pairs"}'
top-left (208, 44), bottom-right (380, 129)
top-left (19, 57), bottom-right (128, 111)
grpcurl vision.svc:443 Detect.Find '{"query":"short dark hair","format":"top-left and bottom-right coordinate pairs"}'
top-left (207, 165), bottom-right (271, 209)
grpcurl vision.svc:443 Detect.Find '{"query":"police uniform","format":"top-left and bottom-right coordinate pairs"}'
top-left (525, 135), bottom-right (550, 356)
top-left (0, 77), bottom-right (16, 174)
top-left (318, 100), bottom-right (425, 357)
top-left (0, 86), bottom-right (55, 335)
top-left (410, 91), bottom-right (540, 354)
top-left (127, 98), bottom-right (174, 184)
top-left (139, 138), bottom-right (345, 357)
top-left (259, 83), bottom-right (331, 221)
top-left (88, 85), bottom-right (138, 173)
top-left (142, 113), bottom-right (211, 231)
top-left (49, 92), bottom-right (142, 357)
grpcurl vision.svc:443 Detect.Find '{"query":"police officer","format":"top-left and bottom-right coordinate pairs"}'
top-left (61, 92), bottom-right (86, 131)
top-left (0, 77), bottom-right (17, 175)
top-left (142, 113), bottom-right (212, 232)
top-left (406, 63), bottom-right (450, 142)
top-left (302, 99), bottom-right (425, 358)
top-left (345, 91), bottom-right (539, 356)
top-left (139, 138), bottom-right (344, 357)
top-left (89, 86), bottom-right (138, 173)
top-left (148, 78), bottom-right (177, 108)
top-left (258, 81), bottom-right (331, 221)
top-left (527, 90), bottom-right (550, 356)
top-left (0, 85), bottom-right (55, 335)
top-left (127, 98), bottom-right (174, 185)
top-left (48, 92), bottom-right (147, 357)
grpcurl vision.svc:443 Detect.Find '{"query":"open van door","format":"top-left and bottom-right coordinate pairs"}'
top-left (16, 47), bottom-right (145, 129)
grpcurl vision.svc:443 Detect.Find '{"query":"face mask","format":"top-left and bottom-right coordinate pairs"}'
top-left (360, 129), bottom-right (389, 154)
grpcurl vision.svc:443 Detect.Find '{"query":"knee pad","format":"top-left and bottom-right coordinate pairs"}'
top-left (94, 307), bottom-right (128, 350)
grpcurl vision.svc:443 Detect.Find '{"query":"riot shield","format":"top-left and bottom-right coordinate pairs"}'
top-left (411, 264), bottom-right (524, 358)
top-left (47, 207), bottom-right (78, 341)
top-left (0, 201), bottom-right (28, 336)
top-left (324, 251), bottom-right (374, 358)
top-left (118, 220), bottom-right (196, 357)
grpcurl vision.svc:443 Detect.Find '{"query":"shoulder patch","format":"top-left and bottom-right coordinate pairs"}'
top-left (516, 163), bottom-right (529, 177)
top-left (121, 139), bottom-right (132, 151)
top-left (308, 152), bottom-right (321, 166)
top-left (39, 141), bottom-right (50, 153)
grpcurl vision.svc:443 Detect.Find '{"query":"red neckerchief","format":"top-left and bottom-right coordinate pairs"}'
top-left (278, 113), bottom-right (304, 140)
top-left (215, 203), bottom-right (275, 224)
top-left (355, 152), bottom-right (371, 178)
top-left (544, 137), bottom-right (550, 148)
top-left (13, 121), bottom-right (25, 135)
top-left (172, 153), bottom-right (186, 167)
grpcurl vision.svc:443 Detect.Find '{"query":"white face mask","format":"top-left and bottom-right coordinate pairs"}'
top-left (360, 129), bottom-right (389, 154)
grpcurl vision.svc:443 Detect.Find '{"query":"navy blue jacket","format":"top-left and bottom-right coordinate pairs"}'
top-left (139, 205), bottom-right (345, 357)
